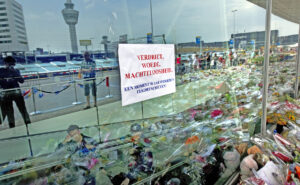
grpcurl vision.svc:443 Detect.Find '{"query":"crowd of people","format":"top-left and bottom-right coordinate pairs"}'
top-left (175, 51), bottom-right (242, 74)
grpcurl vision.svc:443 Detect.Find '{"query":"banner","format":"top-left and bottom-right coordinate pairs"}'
top-left (79, 40), bottom-right (92, 46)
top-left (118, 44), bottom-right (176, 106)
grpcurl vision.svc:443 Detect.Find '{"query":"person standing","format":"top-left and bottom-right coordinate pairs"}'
top-left (193, 54), bottom-right (199, 72)
top-left (233, 52), bottom-right (238, 66)
top-left (188, 55), bottom-right (193, 73)
top-left (212, 53), bottom-right (218, 69)
top-left (0, 56), bottom-right (30, 128)
top-left (199, 54), bottom-right (204, 70)
top-left (229, 51), bottom-right (233, 66)
top-left (206, 53), bottom-right (211, 70)
top-left (80, 52), bottom-right (97, 109)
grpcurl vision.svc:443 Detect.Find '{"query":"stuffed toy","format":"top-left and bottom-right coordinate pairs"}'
top-left (240, 154), bottom-right (258, 180)
top-left (215, 148), bottom-right (240, 185)
top-left (247, 145), bottom-right (262, 155)
top-left (235, 143), bottom-right (248, 155)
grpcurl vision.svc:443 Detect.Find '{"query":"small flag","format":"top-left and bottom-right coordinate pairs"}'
top-left (38, 93), bottom-right (44, 98)
top-left (24, 91), bottom-right (32, 99)
top-left (22, 89), bottom-right (31, 97)
top-left (32, 87), bottom-right (38, 94)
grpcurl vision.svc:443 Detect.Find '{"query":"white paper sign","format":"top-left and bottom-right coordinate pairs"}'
top-left (118, 44), bottom-right (176, 106)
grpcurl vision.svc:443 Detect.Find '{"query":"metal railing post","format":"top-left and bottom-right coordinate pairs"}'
top-left (25, 124), bottom-right (33, 157)
top-left (294, 24), bottom-right (300, 99)
top-left (30, 87), bottom-right (41, 115)
top-left (141, 101), bottom-right (144, 119)
top-left (0, 89), bottom-right (3, 125)
top-left (261, 0), bottom-right (272, 137)
top-left (93, 78), bottom-right (102, 143)
top-left (72, 79), bottom-right (81, 105)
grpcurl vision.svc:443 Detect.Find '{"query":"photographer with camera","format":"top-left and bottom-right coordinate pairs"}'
top-left (0, 56), bottom-right (31, 128)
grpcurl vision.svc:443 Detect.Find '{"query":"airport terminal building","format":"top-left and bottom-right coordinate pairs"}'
top-left (0, 0), bottom-right (29, 53)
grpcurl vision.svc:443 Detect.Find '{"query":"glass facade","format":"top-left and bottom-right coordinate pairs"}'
top-left (0, 0), bottom-right (299, 185)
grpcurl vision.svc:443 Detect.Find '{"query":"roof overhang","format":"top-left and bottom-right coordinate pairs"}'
top-left (247, 0), bottom-right (300, 24)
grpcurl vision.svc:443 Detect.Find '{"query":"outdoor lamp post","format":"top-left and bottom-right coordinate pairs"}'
top-left (150, 0), bottom-right (154, 36)
top-left (232, 9), bottom-right (238, 49)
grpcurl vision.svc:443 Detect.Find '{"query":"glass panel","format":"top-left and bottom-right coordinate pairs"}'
top-left (28, 108), bottom-right (98, 134)
top-left (0, 125), bottom-right (27, 140)
top-left (142, 94), bottom-right (174, 118)
top-left (172, 83), bottom-right (197, 113)
top-left (0, 138), bottom-right (31, 164)
top-left (100, 121), bottom-right (132, 142)
top-left (30, 79), bottom-right (76, 113)
top-left (98, 101), bottom-right (142, 124)
top-left (30, 132), bottom-right (66, 156)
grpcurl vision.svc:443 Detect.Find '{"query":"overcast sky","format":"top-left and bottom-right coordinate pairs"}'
top-left (18, 0), bottom-right (299, 52)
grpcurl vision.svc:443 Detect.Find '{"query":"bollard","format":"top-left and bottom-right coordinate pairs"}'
top-left (30, 87), bottom-right (41, 115)
top-left (105, 76), bottom-right (112, 98)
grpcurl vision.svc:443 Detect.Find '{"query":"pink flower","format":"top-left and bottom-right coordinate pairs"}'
top-left (190, 109), bottom-right (201, 119)
top-left (88, 158), bottom-right (99, 170)
top-left (211, 109), bottom-right (223, 118)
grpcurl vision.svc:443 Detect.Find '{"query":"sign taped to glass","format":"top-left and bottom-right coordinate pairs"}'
top-left (118, 44), bottom-right (176, 106)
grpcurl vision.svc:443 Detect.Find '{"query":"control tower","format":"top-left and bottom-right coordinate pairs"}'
top-left (62, 0), bottom-right (79, 53)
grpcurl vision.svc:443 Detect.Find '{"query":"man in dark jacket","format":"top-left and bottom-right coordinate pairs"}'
top-left (0, 56), bottom-right (30, 128)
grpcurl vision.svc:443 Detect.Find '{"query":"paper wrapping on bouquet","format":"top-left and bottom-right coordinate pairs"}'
top-left (240, 176), bottom-right (265, 185)
top-left (96, 171), bottom-right (113, 185)
top-left (257, 161), bottom-right (285, 185)
top-left (215, 82), bottom-right (230, 94)
top-left (184, 135), bottom-right (200, 155)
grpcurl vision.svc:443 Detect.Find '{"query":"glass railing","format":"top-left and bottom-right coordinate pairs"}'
top-left (0, 64), bottom-right (264, 184)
